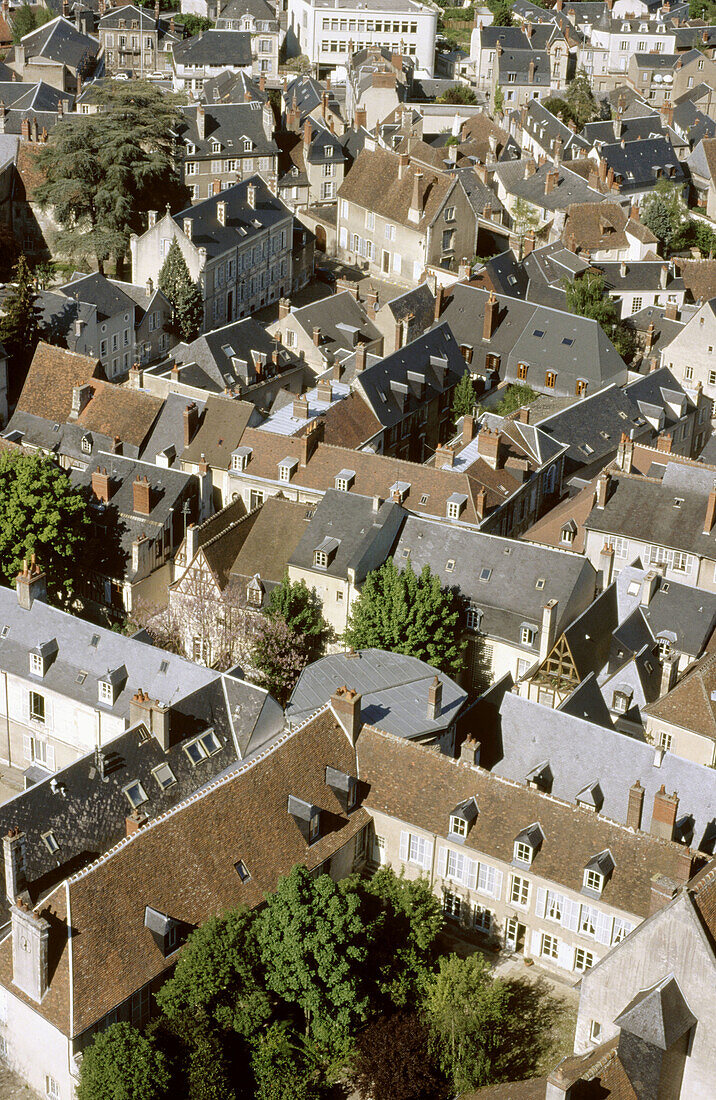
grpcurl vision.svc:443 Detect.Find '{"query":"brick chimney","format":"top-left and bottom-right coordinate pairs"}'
top-left (355, 342), bottom-right (367, 372)
top-left (91, 466), bottom-right (112, 503)
top-left (300, 418), bottom-right (323, 466)
top-left (434, 283), bottom-right (445, 322)
top-left (133, 476), bottom-right (152, 515)
top-left (435, 443), bottom-right (454, 468)
top-left (184, 402), bottom-right (199, 447)
top-left (398, 152), bottom-right (410, 180)
top-left (331, 685), bottom-right (362, 743)
top-left (661, 654), bottom-right (678, 697)
top-left (427, 675), bottom-right (443, 720)
top-left (545, 168), bottom-right (559, 195)
top-left (312, 326), bottom-right (321, 347)
top-left (657, 434), bottom-right (672, 454)
top-left (11, 899), bottom-right (49, 1004)
top-left (316, 378), bottom-right (332, 402)
top-left (704, 479), bottom-right (716, 534)
top-left (293, 395), bottom-right (309, 419)
top-left (477, 427), bottom-right (501, 469)
top-left (539, 599), bottom-right (559, 662)
top-left (460, 737), bottom-right (480, 765)
top-left (475, 487), bottom-right (487, 520)
top-left (627, 780), bottom-right (644, 831)
top-left (462, 413), bottom-right (475, 445)
top-left (278, 297), bottom-right (291, 321)
top-left (303, 117), bottom-right (312, 146)
top-left (16, 556), bottom-right (47, 610)
top-left (650, 785), bottom-right (678, 841)
top-left (483, 291), bottom-right (498, 341)
top-left (596, 471), bottom-right (611, 509)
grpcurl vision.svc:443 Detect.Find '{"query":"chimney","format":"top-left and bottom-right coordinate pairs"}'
top-left (195, 102), bottom-right (206, 141)
top-left (126, 809), bottom-right (149, 836)
top-left (462, 413), bottom-right (475, 445)
top-left (545, 168), bottom-right (559, 195)
top-left (129, 691), bottom-right (171, 751)
top-left (627, 780), bottom-right (644, 832)
top-left (91, 466), bottom-right (112, 503)
top-left (640, 570), bottom-right (659, 607)
top-left (278, 297), bottom-right (291, 321)
top-left (596, 471), bottom-right (610, 509)
top-left (704, 479), bottom-right (716, 534)
top-left (217, 200), bottom-right (227, 226)
top-left (303, 117), bottom-right (312, 146)
top-left (408, 170), bottom-right (424, 224)
top-left (247, 183), bottom-right (256, 209)
top-left (259, 73), bottom-right (266, 92)
top-left (599, 543), bottom-right (614, 588)
top-left (312, 326), bottom-right (321, 347)
top-left (657, 434), bottom-right (672, 454)
top-left (132, 476), bottom-right (151, 515)
top-left (660, 264), bottom-right (668, 290)
top-left (434, 283), bottom-right (445, 323)
top-left (427, 675), bottom-right (443, 720)
top-left (460, 737), bottom-right (480, 765)
top-left (355, 106), bottom-right (367, 129)
top-left (523, 229), bottom-right (536, 256)
top-left (321, 90), bottom-right (328, 119)
top-left (528, 59), bottom-right (535, 84)
top-left (650, 785), bottom-right (678, 841)
top-left (483, 291), bottom-right (498, 341)
top-left (664, 303), bottom-right (678, 321)
top-left (300, 419), bottom-right (323, 466)
top-left (524, 157), bottom-right (536, 179)
top-left (477, 427), bottom-right (501, 469)
top-left (15, 557), bottom-right (47, 610)
top-left (11, 900), bottom-right (49, 1004)
top-left (355, 342), bottom-right (367, 372)
top-left (475, 487), bottom-right (487, 521)
top-left (20, 117), bottom-right (30, 141)
top-left (398, 151), bottom-right (410, 180)
top-left (293, 395), bottom-right (309, 419)
top-left (435, 443), bottom-right (454, 469)
top-left (3, 830), bottom-right (26, 905)
top-left (331, 685), bottom-right (362, 744)
top-left (660, 654), bottom-right (678, 697)
top-left (539, 599), bottom-right (559, 662)
top-left (645, 321), bottom-right (655, 352)
top-left (316, 378), bottom-right (332, 402)
top-left (517, 407), bottom-right (530, 424)
top-left (183, 402), bottom-right (199, 447)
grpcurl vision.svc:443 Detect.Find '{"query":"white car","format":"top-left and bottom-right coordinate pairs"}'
top-left (114, 73), bottom-right (130, 81)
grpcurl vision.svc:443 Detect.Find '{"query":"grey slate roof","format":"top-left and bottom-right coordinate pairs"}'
top-left (592, 260), bottom-right (684, 294)
top-left (616, 564), bottom-right (716, 660)
top-left (494, 159), bottom-right (604, 210)
top-left (201, 69), bottom-right (266, 105)
top-left (174, 175), bottom-right (291, 262)
top-left (179, 101), bottom-right (277, 161)
top-left (287, 291), bottom-right (382, 361)
top-left (582, 114), bottom-right (669, 148)
top-left (498, 49), bottom-right (551, 87)
top-left (172, 29), bottom-right (253, 67)
top-left (597, 136), bottom-right (685, 193)
top-left (614, 976), bottom-right (697, 1049)
top-left (289, 490), bottom-right (406, 584)
top-left (391, 515), bottom-right (595, 649)
top-left (168, 316), bottom-right (297, 392)
top-left (286, 648), bottom-right (467, 741)
top-left (484, 689), bottom-right (716, 854)
top-left (140, 390), bottom-right (208, 466)
top-left (20, 15), bottom-right (99, 71)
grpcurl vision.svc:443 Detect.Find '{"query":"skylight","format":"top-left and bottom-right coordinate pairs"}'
top-left (561, 337), bottom-right (574, 346)
top-left (124, 781), bottom-right (148, 809)
top-left (152, 763), bottom-right (176, 791)
top-left (222, 345), bottom-right (236, 357)
top-left (76, 671), bottom-right (87, 685)
top-left (235, 860), bottom-right (251, 883)
top-left (446, 560), bottom-right (455, 572)
top-left (480, 567), bottom-right (492, 582)
top-left (42, 831), bottom-right (59, 855)
top-left (536, 578), bottom-right (545, 590)
top-left (90, 634), bottom-right (100, 648)
top-left (159, 660), bottom-right (169, 673)
top-left (533, 329), bottom-right (545, 338)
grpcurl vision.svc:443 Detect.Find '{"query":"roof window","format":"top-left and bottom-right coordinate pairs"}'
top-left (123, 780), bottom-right (148, 809)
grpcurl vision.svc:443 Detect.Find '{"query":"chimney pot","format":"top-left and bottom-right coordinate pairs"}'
top-left (627, 779), bottom-right (644, 831)
top-left (331, 685), bottom-right (362, 744)
top-left (460, 737), bottom-right (480, 765)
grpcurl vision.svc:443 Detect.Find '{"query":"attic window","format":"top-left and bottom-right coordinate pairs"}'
top-left (612, 690), bottom-right (630, 713)
top-left (480, 567), bottom-right (492, 582)
top-left (533, 330), bottom-right (545, 339)
top-left (90, 634), bottom-right (100, 648)
top-left (76, 671), bottom-right (87, 684)
top-left (419, 494), bottom-right (429, 505)
top-left (30, 654), bottom-right (44, 677)
top-left (123, 781), bottom-right (148, 809)
top-left (536, 578), bottom-right (545, 590)
top-left (42, 831), bottom-right (59, 855)
top-left (0, 626), bottom-right (8, 638)
top-left (99, 680), bottom-right (114, 704)
top-left (235, 859), bottom-right (251, 883)
top-left (674, 498), bottom-right (683, 508)
top-left (562, 338), bottom-right (574, 346)
top-left (199, 730), bottom-right (221, 755)
top-left (81, 435), bottom-right (92, 455)
top-left (446, 560), bottom-right (455, 572)
top-left (159, 660), bottom-right (169, 674)
top-left (152, 763), bottom-right (176, 790)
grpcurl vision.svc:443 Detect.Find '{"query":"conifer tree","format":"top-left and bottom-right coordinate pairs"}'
top-left (452, 371), bottom-right (476, 422)
top-left (158, 239), bottom-right (204, 341)
top-left (0, 255), bottom-right (41, 398)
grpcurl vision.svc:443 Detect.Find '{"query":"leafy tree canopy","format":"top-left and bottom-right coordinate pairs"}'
top-left (439, 85), bottom-right (477, 104)
top-left (641, 180), bottom-right (689, 252)
top-left (487, 0), bottom-right (513, 25)
top-left (452, 371), bottom-right (477, 421)
top-left (0, 255), bottom-right (41, 395)
top-left (12, 3), bottom-right (53, 41)
top-left (77, 1022), bottom-right (170, 1100)
top-left (344, 558), bottom-right (466, 677)
top-left (564, 71), bottom-right (600, 130)
top-left (265, 574), bottom-right (330, 663)
top-left (490, 384), bottom-right (538, 418)
top-left (0, 452), bottom-right (91, 605)
top-left (157, 239), bottom-right (204, 341)
top-left (174, 12), bottom-right (214, 32)
top-left (352, 1012), bottom-right (448, 1100)
top-left (251, 616), bottom-right (312, 706)
top-left (251, 1024), bottom-right (322, 1100)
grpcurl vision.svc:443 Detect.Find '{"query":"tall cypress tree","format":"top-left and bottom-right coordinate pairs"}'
top-left (158, 239), bottom-right (204, 341)
top-left (0, 255), bottom-right (41, 401)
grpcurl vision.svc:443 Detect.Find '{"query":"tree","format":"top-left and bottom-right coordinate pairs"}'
top-left (493, 85), bottom-right (504, 114)
top-left (35, 81), bottom-right (189, 273)
top-left (11, 3), bottom-right (53, 41)
top-left (564, 71), bottom-right (600, 130)
top-left (158, 239), bottom-right (204, 340)
top-left (438, 85), bottom-right (477, 105)
top-left (352, 1013), bottom-right (447, 1100)
top-left (77, 1022), bottom-right (170, 1100)
top-left (0, 225), bottom-right (19, 283)
top-left (265, 574), bottom-right (330, 664)
top-left (0, 255), bottom-right (41, 395)
top-left (185, 1023), bottom-right (237, 1100)
top-left (423, 954), bottom-right (513, 1092)
top-left (542, 96), bottom-right (576, 128)
top-left (0, 452), bottom-right (91, 605)
top-left (511, 197), bottom-right (540, 252)
top-left (251, 1024), bottom-right (322, 1100)
top-left (155, 908), bottom-right (271, 1039)
top-left (641, 181), bottom-right (689, 252)
top-left (251, 575), bottom-right (330, 704)
top-left (491, 384), bottom-right (538, 417)
top-left (452, 371), bottom-right (477, 421)
top-left (344, 558), bottom-right (465, 677)
top-left (257, 865), bottom-right (373, 1047)
top-left (487, 0), bottom-right (513, 26)
top-left (174, 12), bottom-right (214, 33)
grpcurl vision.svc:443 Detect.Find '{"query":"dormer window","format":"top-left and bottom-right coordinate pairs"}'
top-left (560, 521), bottom-right (576, 546)
top-left (313, 537), bottom-right (339, 569)
top-left (231, 446), bottom-right (252, 471)
top-left (30, 653), bottom-right (43, 677)
top-left (513, 823), bottom-right (543, 865)
top-left (247, 575), bottom-right (263, 606)
top-left (449, 797), bottom-right (478, 842)
top-left (288, 795), bottom-right (321, 844)
top-left (279, 457), bottom-right (298, 482)
top-left (243, 138), bottom-right (252, 152)
top-left (450, 815), bottom-right (467, 837)
top-left (583, 850), bottom-right (614, 895)
top-left (211, 140), bottom-right (221, 152)
top-left (584, 869), bottom-right (603, 893)
top-left (447, 493), bottom-right (467, 520)
top-left (515, 841), bottom-right (533, 864)
top-left (335, 469), bottom-right (355, 492)
top-left (309, 812), bottom-right (320, 842)
top-left (186, 142), bottom-right (196, 154)
top-left (144, 906), bottom-right (182, 958)
top-left (81, 434), bottom-right (92, 455)
top-left (520, 625), bottom-right (537, 647)
top-left (99, 679), bottom-right (114, 704)
top-left (612, 689), bottom-right (631, 713)
top-left (326, 766), bottom-right (359, 813)
top-left (325, 146), bottom-right (333, 158)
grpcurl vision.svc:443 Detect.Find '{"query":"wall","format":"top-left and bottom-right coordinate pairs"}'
top-left (0, 985), bottom-right (75, 1100)
top-left (644, 714), bottom-right (716, 768)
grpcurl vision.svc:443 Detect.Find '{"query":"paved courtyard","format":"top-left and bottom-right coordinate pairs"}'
top-left (0, 1064), bottom-right (39, 1099)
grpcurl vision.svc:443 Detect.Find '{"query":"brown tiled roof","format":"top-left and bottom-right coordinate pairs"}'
top-left (562, 202), bottom-right (629, 252)
top-left (462, 1080), bottom-right (546, 1099)
top-left (228, 495), bottom-right (312, 583)
top-left (701, 137), bottom-right (716, 184)
top-left (194, 494), bottom-right (247, 553)
top-left (690, 857), bottom-right (716, 944)
top-left (0, 708), bottom-right (368, 1037)
top-left (77, 384), bottom-right (163, 448)
top-left (199, 505), bottom-right (263, 588)
top-left (301, 392), bottom-right (382, 448)
top-left (643, 652), bottom-right (716, 741)
top-left (356, 726), bottom-right (694, 918)
top-left (337, 147), bottom-right (454, 230)
top-left (681, 259), bottom-right (716, 304)
top-left (458, 113), bottom-right (511, 160)
top-left (544, 1040), bottom-right (638, 1100)
top-left (17, 342), bottom-right (104, 420)
top-left (521, 477), bottom-right (597, 554)
top-left (0, 884), bottom-right (71, 1037)
top-left (625, 217), bottom-right (658, 246)
top-left (182, 395), bottom-right (255, 470)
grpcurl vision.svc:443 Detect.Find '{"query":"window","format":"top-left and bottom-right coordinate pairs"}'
top-left (611, 691), bottom-right (629, 714)
top-left (545, 371), bottom-right (556, 389)
top-left (314, 550), bottom-right (328, 568)
top-left (45, 1077), bottom-right (60, 1100)
top-left (123, 781), bottom-right (148, 809)
top-left (443, 889), bottom-right (461, 920)
top-left (384, 222), bottom-right (396, 240)
top-left (517, 363), bottom-right (528, 381)
top-left (658, 731), bottom-right (673, 751)
top-left (541, 933), bottom-right (559, 959)
top-left (184, 738), bottom-right (206, 765)
top-left (235, 859), bottom-right (251, 882)
top-left (520, 627), bottom-right (536, 647)
top-left (199, 730), bottom-right (220, 755)
top-left (466, 606), bottom-right (481, 631)
top-left (510, 874), bottom-right (529, 907)
top-left (580, 904), bottom-right (599, 936)
top-left (546, 891), bottom-right (563, 922)
top-left (450, 814), bottom-right (467, 837)
top-left (30, 653), bottom-right (43, 677)
top-left (576, 379), bottom-right (588, 397)
top-left (99, 680), bottom-right (114, 704)
top-left (30, 691), bottom-right (45, 723)
top-left (684, 365), bottom-right (694, 382)
top-left (447, 500), bottom-right (460, 519)
top-left (473, 905), bottom-right (491, 932)
top-left (574, 947), bottom-right (595, 972)
top-left (631, 297), bottom-right (643, 314)
top-left (584, 868), bottom-right (604, 894)
top-left (590, 1020), bottom-right (602, 1042)
top-left (42, 831), bottom-right (59, 854)
top-left (612, 917), bottom-right (633, 945)
top-left (445, 206), bottom-right (456, 222)
top-left (152, 763), bottom-right (176, 790)
top-left (409, 834), bottom-right (427, 866)
top-left (447, 849), bottom-right (468, 881)
top-left (561, 526), bottom-right (575, 546)
top-left (309, 812), bottom-right (320, 843)
top-left (709, 371), bottom-right (716, 386)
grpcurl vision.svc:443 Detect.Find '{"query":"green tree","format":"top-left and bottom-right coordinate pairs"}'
top-left (352, 1013), bottom-right (447, 1100)
top-left (77, 1022), bottom-right (170, 1100)
top-left (542, 96), bottom-right (576, 128)
top-left (0, 255), bottom-right (41, 396)
top-left (257, 865), bottom-right (373, 1047)
top-left (487, 0), bottom-right (513, 25)
top-left (511, 197), bottom-right (540, 252)
top-left (438, 85), bottom-right (477, 105)
top-left (491, 383), bottom-right (538, 417)
top-left (157, 239), bottom-right (204, 340)
top-left (174, 12), bottom-right (214, 33)
top-left (641, 180), bottom-right (689, 252)
top-left (186, 1023), bottom-right (236, 1100)
top-left (564, 71), bottom-right (600, 130)
top-left (35, 81), bottom-right (189, 273)
top-left (265, 574), bottom-right (329, 663)
top-left (251, 1024), bottom-right (322, 1100)
top-left (0, 452), bottom-right (91, 605)
top-left (493, 85), bottom-right (504, 113)
top-left (564, 272), bottom-right (635, 361)
top-left (423, 954), bottom-right (513, 1092)
top-left (452, 371), bottom-right (477, 421)
top-left (344, 558), bottom-right (465, 677)
top-left (11, 3), bottom-right (51, 41)
top-left (155, 908), bottom-right (271, 1038)
top-left (251, 574), bottom-right (331, 704)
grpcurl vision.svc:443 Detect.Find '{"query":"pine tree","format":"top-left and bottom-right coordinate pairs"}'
top-left (452, 371), bottom-right (476, 422)
top-left (0, 255), bottom-right (41, 399)
top-left (175, 279), bottom-right (204, 341)
top-left (158, 239), bottom-right (204, 341)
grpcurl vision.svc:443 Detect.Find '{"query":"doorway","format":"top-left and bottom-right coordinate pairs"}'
top-left (505, 917), bottom-right (526, 953)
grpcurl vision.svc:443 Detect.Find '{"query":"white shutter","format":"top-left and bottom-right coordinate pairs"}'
top-left (22, 734), bottom-right (32, 761)
top-left (561, 897), bottom-right (580, 933)
top-left (399, 830), bottom-right (409, 862)
top-left (557, 939), bottom-right (573, 970)
top-left (44, 697), bottom-right (53, 728)
top-left (339, 226), bottom-right (347, 248)
top-left (595, 911), bottom-right (613, 945)
top-left (21, 692), bottom-right (29, 720)
top-left (438, 846), bottom-right (448, 878)
top-left (467, 858), bottom-right (478, 891)
top-left (393, 252), bottom-right (401, 275)
top-left (530, 930), bottom-right (541, 956)
top-left (422, 839), bottom-right (433, 872)
top-left (45, 744), bottom-right (55, 772)
top-left (492, 868), bottom-right (503, 900)
top-left (535, 887), bottom-right (547, 919)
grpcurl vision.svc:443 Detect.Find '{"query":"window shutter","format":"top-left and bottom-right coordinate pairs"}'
top-left (492, 868), bottom-right (503, 900)
top-left (339, 226), bottom-right (347, 248)
top-left (45, 697), bottom-right (53, 729)
top-left (46, 745), bottom-right (55, 772)
top-left (393, 252), bottom-right (402, 275)
top-left (557, 939), bottom-right (573, 970)
top-left (467, 858), bottom-right (478, 891)
top-left (530, 930), bottom-right (541, 956)
top-left (438, 846), bottom-right (448, 878)
top-left (22, 734), bottom-right (33, 761)
top-left (399, 831), bottom-right (409, 862)
top-left (562, 897), bottom-right (580, 932)
top-left (21, 692), bottom-right (29, 721)
top-left (596, 911), bottom-right (613, 945)
top-left (535, 887), bottom-right (547, 919)
top-left (422, 839), bottom-right (433, 872)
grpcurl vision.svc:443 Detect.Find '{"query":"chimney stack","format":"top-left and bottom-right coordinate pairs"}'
top-left (462, 413), bottom-right (475, 446)
top-left (660, 655), bottom-right (678, 697)
top-left (483, 291), bottom-right (498, 341)
top-left (477, 427), bottom-right (501, 469)
top-left (278, 297), bottom-right (291, 321)
top-left (331, 685), bottom-right (362, 744)
top-left (408, 170), bottom-right (424, 224)
top-left (355, 342), bottom-right (367, 372)
top-left (247, 183), bottom-right (256, 209)
top-left (427, 675), bottom-right (443, 720)
top-left (183, 402), bottom-right (199, 447)
top-left (539, 599), bottom-right (559, 662)
top-left (293, 395), bottom-right (309, 419)
top-left (3, 829), bottom-right (26, 905)
top-left (11, 900), bottom-right (50, 1004)
top-left (650, 785), bottom-right (679, 841)
top-left (704, 479), bottom-right (716, 534)
top-left (129, 691), bottom-right (171, 751)
top-left (15, 557), bottom-right (47, 610)
top-left (627, 780), bottom-right (644, 832)
top-left (434, 282), bottom-right (445, 322)
top-left (398, 151), bottom-right (410, 180)
top-left (640, 570), bottom-right (659, 607)
top-left (596, 471), bottom-right (611, 509)
top-left (132, 476), bottom-right (152, 515)
top-left (312, 326), bottom-right (321, 347)
top-left (217, 200), bottom-right (227, 226)
top-left (460, 737), bottom-right (480, 765)
top-left (91, 466), bottom-right (112, 503)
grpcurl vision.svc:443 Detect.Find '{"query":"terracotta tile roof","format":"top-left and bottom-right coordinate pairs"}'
top-left (300, 392), bottom-right (383, 448)
top-left (228, 495), bottom-right (312, 584)
top-left (0, 884), bottom-right (71, 1037)
top-left (458, 113), bottom-right (511, 159)
top-left (182, 395), bottom-right (255, 470)
top-left (643, 652), bottom-right (716, 742)
top-left (337, 146), bottom-right (454, 230)
top-left (521, 477), bottom-right (597, 554)
top-left (0, 708), bottom-right (368, 1037)
top-left (77, 384), bottom-right (163, 449)
top-left (562, 202), bottom-right (629, 252)
top-left (356, 725), bottom-right (695, 918)
top-left (681, 259), bottom-right (716, 304)
top-left (625, 217), bottom-right (658, 246)
top-left (193, 494), bottom-right (247, 554)
top-left (690, 857), bottom-right (716, 944)
top-left (543, 1040), bottom-right (638, 1100)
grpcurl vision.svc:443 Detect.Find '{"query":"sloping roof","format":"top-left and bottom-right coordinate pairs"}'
top-left (614, 976), bottom-right (697, 1049)
top-left (562, 201), bottom-right (629, 252)
top-left (172, 28), bottom-right (253, 66)
top-left (644, 652), bottom-right (716, 742)
top-left (493, 158), bottom-right (605, 210)
top-left (227, 495), bottom-right (312, 586)
top-left (14, 342), bottom-right (104, 418)
top-left (182, 395), bottom-right (255, 469)
top-left (337, 147), bottom-right (454, 231)
top-left (681, 260), bottom-right (716, 305)
top-left (173, 175), bottom-right (290, 261)
top-left (306, 390), bottom-right (382, 448)
top-left (20, 15), bottom-right (99, 69)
